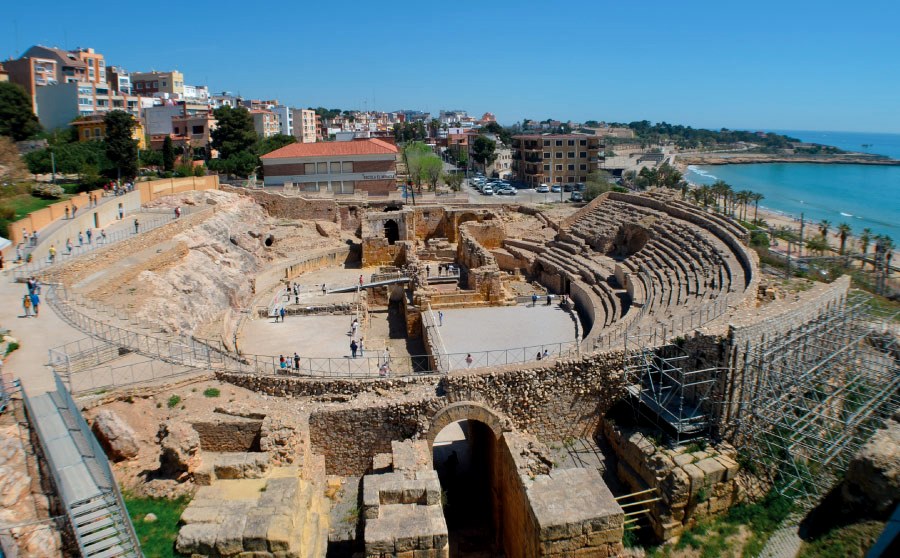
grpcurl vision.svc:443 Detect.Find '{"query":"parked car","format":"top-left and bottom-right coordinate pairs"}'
top-left (563, 184), bottom-right (573, 192)
top-left (574, 183), bottom-right (586, 192)
top-left (536, 184), bottom-right (550, 193)
top-left (482, 185), bottom-right (494, 195)
top-left (570, 192), bottom-right (584, 202)
top-left (497, 186), bottom-right (516, 196)
top-left (551, 185), bottom-right (562, 193)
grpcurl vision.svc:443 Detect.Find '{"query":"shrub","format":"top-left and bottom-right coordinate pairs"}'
top-left (31, 182), bottom-right (65, 199)
top-left (166, 395), bottom-right (181, 408)
top-left (5, 342), bottom-right (20, 356)
top-left (203, 388), bottom-right (220, 398)
top-left (174, 164), bottom-right (194, 178)
top-left (193, 165), bottom-right (206, 177)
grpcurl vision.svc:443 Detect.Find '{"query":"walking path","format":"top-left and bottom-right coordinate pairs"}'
top-left (757, 521), bottom-right (803, 558)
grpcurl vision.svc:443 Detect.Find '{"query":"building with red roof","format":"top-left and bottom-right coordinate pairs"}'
top-left (260, 138), bottom-right (398, 195)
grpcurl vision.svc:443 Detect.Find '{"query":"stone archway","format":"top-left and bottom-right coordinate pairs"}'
top-left (383, 219), bottom-right (399, 245)
top-left (426, 401), bottom-right (507, 448)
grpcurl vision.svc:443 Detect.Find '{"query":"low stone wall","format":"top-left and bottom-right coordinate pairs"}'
top-left (603, 421), bottom-right (742, 542)
top-left (224, 186), bottom-right (342, 223)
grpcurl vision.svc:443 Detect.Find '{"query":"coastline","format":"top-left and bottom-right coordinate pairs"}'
top-left (676, 153), bottom-right (900, 166)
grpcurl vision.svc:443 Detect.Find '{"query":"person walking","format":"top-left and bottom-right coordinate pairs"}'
top-left (65, 206), bottom-right (70, 220)
top-left (350, 318), bottom-right (359, 338)
top-left (31, 230), bottom-right (38, 246)
top-left (383, 347), bottom-right (391, 367)
top-left (350, 339), bottom-right (358, 359)
top-left (438, 311), bottom-right (443, 326)
top-left (78, 231), bottom-right (84, 247)
top-left (279, 355), bottom-right (286, 370)
top-left (532, 293), bottom-right (538, 307)
top-left (48, 245), bottom-right (56, 263)
top-left (359, 275), bottom-right (363, 286)
top-left (100, 229), bottom-right (107, 243)
top-left (546, 294), bottom-right (552, 306)
top-left (30, 293), bottom-right (40, 317)
top-left (66, 238), bottom-right (73, 254)
top-left (542, 349), bottom-right (549, 360)
top-left (536, 351), bottom-right (542, 361)
top-left (359, 337), bottom-right (364, 356)
top-left (86, 229), bottom-right (92, 244)
top-left (71, 204), bottom-right (77, 218)
top-left (22, 229), bottom-right (28, 245)
top-left (133, 218), bottom-right (140, 234)
top-left (293, 352), bottom-right (300, 371)
top-left (321, 283), bottom-right (327, 296)
top-left (465, 353), bottom-right (473, 367)
top-left (279, 307), bottom-right (286, 322)
top-left (118, 207), bottom-right (124, 220)
top-left (22, 294), bottom-right (32, 317)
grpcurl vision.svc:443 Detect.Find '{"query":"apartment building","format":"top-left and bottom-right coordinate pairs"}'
top-left (6, 45), bottom-right (90, 111)
top-left (292, 108), bottom-right (317, 143)
top-left (35, 81), bottom-right (141, 130)
top-left (143, 102), bottom-right (209, 135)
top-left (490, 145), bottom-right (513, 178)
top-left (511, 134), bottom-right (603, 186)
top-left (131, 70), bottom-right (184, 97)
top-left (250, 109), bottom-right (280, 138)
top-left (260, 138), bottom-right (398, 195)
top-left (271, 105), bottom-right (293, 136)
top-left (106, 66), bottom-right (132, 95)
top-left (172, 112), bottom-right (216, 148)
top-left (72, 47), bottom-right (105, 84)
top-left (71, 113), bottom-right (146, 148)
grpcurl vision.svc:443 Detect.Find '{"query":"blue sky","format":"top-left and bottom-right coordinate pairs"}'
top-left (4, 0), bottom-right (899, 133)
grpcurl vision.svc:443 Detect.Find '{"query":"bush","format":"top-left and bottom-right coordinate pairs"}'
top-left (202, 388), bottom-right (220, 398)
top-left (166, 395), bottom-right (181, 408)
top-left (5, 342), bottom-right (20, 356)
top-left (174, 164), bottom-right (194, 178)
top-left (31, 182), bottom-right (65, 199)
top-left (193, 165), bottom-right (206, 177)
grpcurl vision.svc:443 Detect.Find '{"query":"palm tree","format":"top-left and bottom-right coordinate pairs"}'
top-left (738, 190), bottom-right (753, 221)
top-left (819, 219), bottom-right (831, 240)
top-left (711, 180), bottom-right (728, 213)
top-left (806, 236), bottom-right (828, 256)
top-left (751, 192), bottom-right (764, 223)
top-left (859, 228), bottom-right (873, 268)
top-left (837, 223), bottom-right (852, 255)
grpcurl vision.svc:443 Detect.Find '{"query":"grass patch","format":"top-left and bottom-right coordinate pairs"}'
top-left (3, 193), bottom-right (70, 220)
top-left (202, 387), bottom-right (220, 398)
top-left (124, 494), bottom-right (190, 558)
top-left (166, 395), bottom-right (181, 409)
top-left (798, 520), bottom-right (884, 558)
top-left (5, 342), bottom-right (19, 356)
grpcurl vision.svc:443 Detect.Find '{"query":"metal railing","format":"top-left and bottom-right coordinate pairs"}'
top-left (67, 357), bottom-right (201, 395)
top-left (11, 211), bottom-right (183, 281)
top-left (20, 373), bottom-right (141, 556)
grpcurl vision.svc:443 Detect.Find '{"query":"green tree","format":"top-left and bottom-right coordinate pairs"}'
top-left (584, 170), bottom-right (613, 201)
top-left (806, 236), bottom-right (829, 256)
top-left (104, 110), bottom-right (139, 180)
top-left (420, 155), bottom-right (443, 191)
top-left (837, 223), bottom-right (852, 255)
top-left (751, 192), bottom-right (764, 222)
top-left (253, 134), bottom-right (296, 156)
top-left (0, 82), bottom-right (41, 140)
top-left (211, 106), bottom-right (257, 160)
top-left (481, 121), bottom-right (512, 145)
top-left (444, 172), bottom-right (464, 192)
top-left (162, 135), bottom-right (175, 171)
top-left (818, 220), bottom-right (831, 242)
top-left (859, 228), bottom-right (873, 268)
top-left (470, 136), bottom-right (497, 174)
top-left (402, 142), bottom-right (431, 192)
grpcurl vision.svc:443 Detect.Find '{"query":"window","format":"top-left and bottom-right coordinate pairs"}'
top-left (568, 140), bottom-right (575, 146)
top-left (580, 164), bottom-right (587, 171)
top-left (543, 140), bottom-right (550, 146)
top-left (580, 176), bottom-right (587, 182)
top-left (192, 125), bottom-right (204, 134)
top-left (580, 152), bottom-right (587, 158)
top-left (555, 140), bottom-right (562, 146)
top-left (317, 162), bottom-right (328, 174)
top-left (136, 82), bottom-right (143, 89)
top-left (162, 81), bottom-right (167, 87)
top-left (173, 126), bottom-right (180, 134)
top-left (152, 81), bottom-right (158, 88)
top-left (580, 140), bottom-right (587, 146)
top-left (82, 130), bottom-right (90, 139)
top-left (555, 164), bottom-right (562, 171)
top-left (78, 97), bottom-right (92, 105)
top-left (330, 162), bottom-right (342, 174)
top-left (568, 152), bottom-right (575, 158)
top-left (555, 152), bottom-right (563, 159)
top-left (304, 163), bottom-right (316, 174)
top-left (93, 128), bottom-right (102, 137)
top-left (568, 176), bottom-right (575, 183)
top-left (543, 165), bottom-right (550, 171)
top-left (567, 164), bottom-right (575, 171)
top-left (543, 152), bottom-right (550, 159)
top-left (341, 161), bottom-right (353, 173)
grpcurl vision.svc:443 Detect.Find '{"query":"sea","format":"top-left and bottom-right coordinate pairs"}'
top-left (684, 130), bottom-right (900, 239)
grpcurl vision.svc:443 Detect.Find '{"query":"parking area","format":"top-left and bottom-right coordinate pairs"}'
top-left (464, 175), bottom-right (586, 205)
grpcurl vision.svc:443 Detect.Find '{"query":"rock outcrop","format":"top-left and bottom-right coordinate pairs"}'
top-left (92, 409), bottom-right (140, 461)
top-left (159, 420), bottom-right (201, 479)
top-left (842, 414), bottom-right (900, 515)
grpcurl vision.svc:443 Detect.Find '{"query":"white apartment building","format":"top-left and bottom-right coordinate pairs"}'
top-left (35, 81), bottom-right (141, 130)
top-left (272, 105), bottom-right (293, 136)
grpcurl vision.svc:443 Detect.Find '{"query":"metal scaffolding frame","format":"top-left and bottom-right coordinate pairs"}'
top-left (623, 335), bottom-right (725, 445)
top-left (740, 293), bottom-right (900, 509)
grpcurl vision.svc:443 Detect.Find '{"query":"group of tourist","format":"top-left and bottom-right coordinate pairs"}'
top-left (22, 277), bottom-right (42, 318)
top-left (104, 181), bottom-right (135, 197)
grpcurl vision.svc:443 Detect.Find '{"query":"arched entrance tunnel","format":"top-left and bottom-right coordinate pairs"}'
top-left (384, 219), bottom-right (399, 245)
top-left (433, 419), bottom-right (498, 556)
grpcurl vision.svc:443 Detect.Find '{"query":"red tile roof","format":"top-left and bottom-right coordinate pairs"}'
top-left (261, 139), bottom-right (398, 159)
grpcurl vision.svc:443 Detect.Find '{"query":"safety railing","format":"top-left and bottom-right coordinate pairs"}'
top-left (11, 212), bottom-right (181, 282)
top-left (67, 357), bottom-right (201, 395)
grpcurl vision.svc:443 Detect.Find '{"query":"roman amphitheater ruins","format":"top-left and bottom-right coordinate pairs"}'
top-left (2, 177), bottom-right (897, 557)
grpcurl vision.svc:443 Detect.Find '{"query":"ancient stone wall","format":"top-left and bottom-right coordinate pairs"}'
top-left (191, 419), bottom-right (263, 452)
top-left (223, 186), bottom-right (341, 223)
top-left (603, 421), bottom-right (742, 542)
top-left (411, 206), bottom-right (449, 240)
top-left (439, 353), bottom-right (626, 442)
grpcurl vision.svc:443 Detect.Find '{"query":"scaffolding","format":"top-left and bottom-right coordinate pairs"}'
top-left (740, 292), bottom-right (900, 509)
top-left (623, 335), bottom-right (724, 445)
